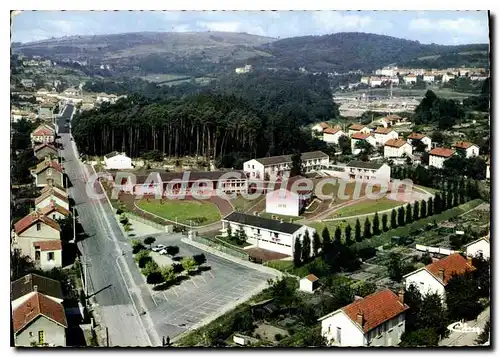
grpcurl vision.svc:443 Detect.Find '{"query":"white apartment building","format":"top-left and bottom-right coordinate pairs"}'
top-left (348, 124), bottom-right (371, 137)
top-left (407, 132), bottom-right (432, 152)
top-left (429, 148), bottom-right (456, 169)
top-left (384, 139), bottom-right (413, 158)
top-left (452, 141), bottom-right (480, 158)
top-left (373, 127), bottom-right (399, 146)
top-left (351, 132), bottom-right (377, 152)
top-left (423, 74), bottom-right (435, 83)
top-left (323, 127), bottom-right (346, 145)
top-left (221, 212), bottom-right (316, 256)
top-left (403, 75), bottom-right (417, 84)
top-left (319, 289), bottom-right (409, 347)
top-left (465, 236), bottom-right (490, 260)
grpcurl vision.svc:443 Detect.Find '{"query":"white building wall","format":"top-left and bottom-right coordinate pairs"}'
top-left (465, 146), bottom-right (480, 158)
top-left (323, 131), bottom-right (344, 145)
top-left (265, 189), bottom-right (300, 217)
top-left (243, 159), bottom-right (265, 180)
top-left (429, 155), bottom-right (447, 169)
top-left (14, 225), bottom-right (60, 260)
top-left (374, 131), bottom-right (399, 146)
top-left (384, 144), bottom-right (413, 158)
top-left (104, 155), bottom-right (132, 170)
top-left (39, 249), bottom-right (63, 270)
top-left (36, 197), bottom-right (69, 211)
top-left (321, 311), bottom-right (366, 347)
top-left (466, 240), bottom-right (490, 260)
top-left (404, 270), bottom-right (446, 300)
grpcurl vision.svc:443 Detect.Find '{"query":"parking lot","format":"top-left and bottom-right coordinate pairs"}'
top-left (139, 233), bottom-right (276, 339)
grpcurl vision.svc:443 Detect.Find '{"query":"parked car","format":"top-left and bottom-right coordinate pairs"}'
top-left (152, 244), bottom-right (166, 252)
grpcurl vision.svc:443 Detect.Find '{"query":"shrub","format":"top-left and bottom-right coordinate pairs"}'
top-left (138, 256), bottom-right (152, 269)
top-left (141, 260), bottom-right (159, 276)
top-left (116, 208), bottom-right (124, 215)
top-left (172, 263), bottom-right (184, 274)
top-left (132, 243), bottom-right (146, 254)
top-left (146, 271), bottom-right (164, 285)
top-left (274, 334), bottom-right (283, 341)
top-left (193, 253), bottom-right (206, 266)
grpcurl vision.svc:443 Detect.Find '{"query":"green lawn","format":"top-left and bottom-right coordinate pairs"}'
top-left (230, 195), bottom-right (263, 212)
top-left (330, 198), bottom-right (404, 218)
top-left (136, 199), bottom-right (221, 226)
top-left (415, 185), bottom-right (439, 195)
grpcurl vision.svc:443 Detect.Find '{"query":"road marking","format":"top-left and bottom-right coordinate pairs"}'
top-left (191, 279), bottom-right (198, 288)
top-left (209, 271), bottom-right (215, 279)
top-left (162, 291), bottom-right (169, 302)
top-left (173, 287), bottom-right (180, 297)
top-left (151, 293), bottom-right (158, 307)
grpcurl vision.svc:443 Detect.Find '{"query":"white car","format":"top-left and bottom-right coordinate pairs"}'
top-left (152, 244), bottom-right (166, 252)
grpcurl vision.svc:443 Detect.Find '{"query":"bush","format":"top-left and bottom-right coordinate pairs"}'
top-left (193, 253), bottom-right (206, 266)
top-left (274, 334), bottom-right (283, 341)
top-left (146, 271), bottom-right (164, 285)
top-left (134, 249), bottom-right (150, 261)
top-left (141, 260), bottom-right (159, 276)
top-left (138, 256), bottom-right (152, 269)
top-left (132, 243), bottom-right (146, 254)
top-left (116, 208), bottom-right (124, 215)
top-left (172, 263), bottom-right (184, 274)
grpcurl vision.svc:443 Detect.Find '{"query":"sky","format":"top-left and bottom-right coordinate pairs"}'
top-left (11, 10), bottom-right (489, 45)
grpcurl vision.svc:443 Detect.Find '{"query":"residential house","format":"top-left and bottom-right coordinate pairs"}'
top-left (442, 73), bottom-right (455, 83)
top-left (348, 124), bottom-right (371, 137)
top-left (243, 151), bottom-right (329, 181)
top-left (20, 79), bottom-right (35, 88)
top-left (311, 122), bottom-right (330, 135)
top-left (389, 76), bottom-right (400, 84)
top-left (39, 201), bottom-right (71, 221)
top-left (38, 104), bottom-right (55, 121)
top-left (63, 87), bottom-right (80, 97)
top-left (423, 73), bottom-right (435, 83)
top-left (351, 132), bottom-right (376, 153)
top-left (104, 151), bottom-right (133, 170)
top-left (299, 274), bottom-right (319, 293)
top-left (323, 127), bottom-right (345, 145)
top-left (464, 236), bottom-right (490, 260)
top-left (403, 75), bottom-right (417, 84)
top-left (452, 141), bottom-right (480, 158)
top-left (34, 143), bottom-right (58, 160)
top-left (265, 176), bottom-right (313, 217)
top-left (40, 183), bottom-right (68, 200)
top-left (235, 65), bottom-right (253, 74)
top-left (384, 139), bottom-right (413, 158)
top-left (11, 274), bottom-right (64, 310)
top-left (319, 289), bottom-right (409, 347)
top-left (403, 253), bottom-right (475, 301)
top-left (30, 125), bottom-right (55, 145)
top-left (12, 292), bottom-right (67, 346)
top-left (344, 161), bottom-right (391, 184)
top-left (12, 212), bottom-right (61, 269)
top-left (35, 189), bottom-right (70, 211)
top-left (360, 77), bottom-right (370, 85)
top-left (31, 158), bottom-right (64, 188)
top-left (221, 212), bottom-right (316, 256)
top-left (407, 133), bottom-right (432, 152)
top-left (470, 74), bottom-right (488, 81)
top-left (377, 114), bottom-right (405, 128)
top-left (373, 127), bottom-right (399, 146)
top-left (429, 148), bottom-right (456, 169)
top-left (369, 77), bottom-right (383, 87)
top-left (96, 93), bottom-right (119, 104)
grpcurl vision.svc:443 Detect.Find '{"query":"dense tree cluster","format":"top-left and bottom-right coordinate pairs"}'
top-left (413, 90), bottom-right (465, 129)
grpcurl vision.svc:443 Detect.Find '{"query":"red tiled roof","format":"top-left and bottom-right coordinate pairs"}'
top-left (35, 189), bottom-right (69, 206)
top-left (305, 274), bottom-right (319, 282)
top-left (12, 292), bottom-right (67, 333)
top-left (324, 127), bottom-right (341, 135)
top-left (40, 184), bottom-right (68, 197)
top-left (342, 289), bottom-right (409, 333)
top-left (374, 127), bottom-right (395, 134)
top-left (32, 159), bottom-right (62, 175)
top-left (32, 128), bottom-right (54, 137)
top-left (408, 132), bottom-right (427, 140)
top-left (33, 240), bottom-right (62, 251)
top-left (429, 148), bottom-right (455, 158)
top-left (424, 253), bottom-right (476, 285)
top-left (352, 132), bottom-right (372, 140)
top-left (385, 139), bottom-right (409, 148)
top-left (318, 122), bottom-right (330, 129)
top-left (387, 114), bottom-right (402, 120)
top-left (349, 124), bottom-right (366, 131)
top-left (39, 201), bottom-right (71, 217)
top-left (34, 143), bottom-right (58, 153)
top-left (14, 212), bottom-right (61, 235)
top-left (453, 141), bottom-right (476, 150)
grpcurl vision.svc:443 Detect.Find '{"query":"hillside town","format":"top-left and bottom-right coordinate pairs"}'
top-left (10, 11), bottom-right (490, 349)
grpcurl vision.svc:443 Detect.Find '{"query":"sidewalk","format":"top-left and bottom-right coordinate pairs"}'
top-left (439, 306), bottom-right (490, 346)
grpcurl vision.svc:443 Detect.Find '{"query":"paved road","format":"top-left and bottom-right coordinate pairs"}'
top-left (439, 306), bottom-right (490, 346)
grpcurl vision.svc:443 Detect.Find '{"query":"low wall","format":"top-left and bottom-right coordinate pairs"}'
top-left (415, 244), bottom-right (457, 256)
top-left (123, 212), bottom-right (171, 232)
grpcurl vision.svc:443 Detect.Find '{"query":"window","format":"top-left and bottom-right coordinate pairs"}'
top-left (274, 233), bottom-right (279, 238)
top-left (35, 250), bottom-right (41, 261)
top-left (53, 214), bottom-right (56, 220)
top-left (38, 330), bottom-right (45, 344)
top-left (257, 229), bottom-right (260, 234)
top-left (29, 332), bottom-right (33, 337)
top-left (336, 327), bottom-right (341, 344)
top-left (36, 223), bottom-right (41, 231)
top-left (47, 252), bottom-right (54, 261)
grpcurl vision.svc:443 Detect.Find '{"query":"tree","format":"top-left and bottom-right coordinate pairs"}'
top-left (166, 246), bottom-right (180, 257)
top-left (404, 284), bottom-right (423, 333)
top-left (293, 238), bottom-right (303, 267)
top-left (363, 217), bottom-right (372, 239)
top-left (400, 328), bottom-right (439, 347)
top-left (193, 253), bottom-right (206, 266)
top-left (144, 236), bottom-right (156, 249)
top-left (405, 203), bottom-right (413, 224)
top-left (441, 190), bottom-right (448, 211)
top-left (476, 321), bottom-right (490, 345)
top-left (334, 226), bottom-right (342, 245)
top-left (338, 135), bottom-right (351, 155)
top-left (446, 271), bottom-right (482, 321)
top-left (321, 227), bottom-right (331, 251)
top-left (381, 213), bottom-right (389, 232)
top-left (344, 225), bottom-right (353, 246)
top-left (161, 265), bottom-right (176, 284)
top-left (420, 199), bottom-right (427, 218)
top-left (387, 252), bottom-right (403, 282)
top-left (312, 232), bottom-right (321, 256)
top-left (355, 219), bottom-right (362, 242)
top-left (235, 225), bottom-right (248, 245)
top-left (141, 260), bottom-right (159, 276)
top-left (452, 190), bottom-right (458, 207)
top-left (181, 256), bottom-right (198, 273)
top-left (11, 249), bottom-right (35, 281)
top-left (418, 292), bottom-right (447, 336)
top-left (226, 223), bottom-right (232, 239)
top-left (301, 232), bottom-right (311, 263)
top-left (372, 212), bottom-right (381, 235)
top-left (427, 196), bottom-right (434, 216)
top-left (390, 208), bottom-right (397, 229)
top-left (413, 201), bottom-right (420, 222)
top-left (398, 206), bottom-right (405, 226)
top-left (146, 271), bottom-right (164, 285)
top-left (290, 151), bottom-right (303, 177)
top-left (135, 250), bottom-right (150, 263)
top-left (434, 193), bottom-right (442, 214)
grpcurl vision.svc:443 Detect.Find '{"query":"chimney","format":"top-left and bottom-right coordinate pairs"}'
top-left (357, 312), bottom-right (364, 327)
top-left (438, 268), bottom-right (445, 282)
top-left (33, 285), bottom-right (38, 292)
top-left (398, 289), bottom-right (405, 304)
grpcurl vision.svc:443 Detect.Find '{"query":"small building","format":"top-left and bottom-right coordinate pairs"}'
top-left (311, 122), bottom-right (330, 134)
top-left (34, 143), bottom-right (58, 160)
top-left (31, 125), bottom-right (55, 145)
top-left (104, 151), bottom-right (133, 170)
top-left (39, 201), bottom-right (71, 221)
top-left (221, 212), bottom-right (316, 256)
top-left (344, 160), bottom-right (391, 184)
top-left (31, 158), bottom-right (64, 188)
top-left (20, 79), bottom-right (35, 88)
top-left (40, 183), bottom-right (68, 200)
top-left (452, 141), bottom-right (480, 158)
top-left (360, 76), bottom-right (370, 85)
top-left (442, 73), bottom-right (455, 83)
top-left (403, 253), bottom-right (475, 301)
top-left (384, 139), bottom-right (413, 158)
top-left (243, 151), bottom-right (329, 181)
top-left (423, 73), bottom-right (435, 83)
top-left (373, 127), bottom-right (399, 146)
top-left (265, 176), bottom-right (313, 217)
top-left (12, 292), bottom-right (67, 346)
top-left (351, 132), bottom-right (376, 152)
top-left (369, 77), bottom-right (383, 87)
top-left (299, 274), bottom-right (319, 293)
top-left (465, 236), bottom-right (490, 260)
top-left (403, 75), bottom-right (417, 84)
top-left (11, 273), bottom-right (64, 310)
top-left (235, 65), bottom-right (253, 74)
top-left (348, 124), bottom-right (371, 137)
top-left (429, 148), bottom-right (456, 169)
top-left (63, 87), bottom-right (80, 97)
top-left (322, 127), bottom-right (345, 145)
top-left (38, 104), bottom-right (55, 121)
top-left (35, 189), bottom-right (70, 211)
top-left (319, 289), bottom-right (409, 347)
top-left (407, 132), bottom-right (432, 152)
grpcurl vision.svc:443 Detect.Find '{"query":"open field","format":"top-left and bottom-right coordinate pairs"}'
top-left (329, 197), bottom-right (403, 218)
top-left (136, 199), bottom-right (221, 226)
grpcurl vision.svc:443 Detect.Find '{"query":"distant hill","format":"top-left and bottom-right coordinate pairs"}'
top-left (248, 32), bottom-right (489, 72)
top-left (12, 31), bottom-right (488, 76)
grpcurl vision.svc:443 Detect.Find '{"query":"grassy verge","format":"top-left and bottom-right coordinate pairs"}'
top-left (352, 199), bottom-right (484, 250)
